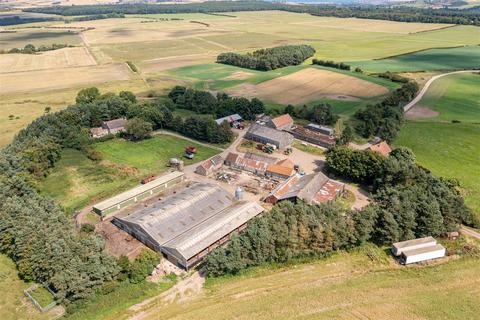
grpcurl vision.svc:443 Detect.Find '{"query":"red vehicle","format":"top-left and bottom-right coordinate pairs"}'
top-left (185, 146), bottom-right (197, 154)
top-left (141, 175), bottom-right (155, 184)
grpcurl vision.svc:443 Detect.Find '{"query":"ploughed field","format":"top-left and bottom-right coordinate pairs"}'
top-left (397, 72), bottom-right (480, 217)
top-left (226, 68), bottom-right (389, 105)
top-left (1, 10), bottom-right (479, 147)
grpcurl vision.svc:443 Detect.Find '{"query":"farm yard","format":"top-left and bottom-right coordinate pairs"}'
top-left (397, 72), bottom-right (480, 218)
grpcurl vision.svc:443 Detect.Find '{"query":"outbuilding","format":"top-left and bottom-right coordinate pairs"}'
top-left (92, 171), bottom-right (185, 218)
top-left (401, 244), bottom-right (446, 265)
top-left (195, 155), bottom-right (223, 176)
top-left (391, 236), bottom-right (437, 256)
top-left (245, 124), bottom-right (294, 149)
top-left (113, 182), bottom-right (264, 269)
top-left (102, 118), bottom-right (127, 134)
top-left (266, 114), bottom-right (294, 131)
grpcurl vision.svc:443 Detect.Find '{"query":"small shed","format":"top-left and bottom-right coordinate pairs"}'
top-left (102, 118), bottom-right (127, 134)
top-left (391, 237), bottom-right (437, 256)
top-left (195, 155), bottom-right (223, 176)
top-left (215, 114), bottom-right (242, 125)
top-left (401, 244), bottom-right (446, 265)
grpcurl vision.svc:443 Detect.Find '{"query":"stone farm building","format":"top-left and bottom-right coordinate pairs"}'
top-left (92, 171), bottom-right (185, 218)
top-left (90, 117), bottom-right (127, 138)
top-left (265, 172), bottom-right (344, 204)
top-left (266, 114), bottom-right (294, 131)
top-left (245, 124), bottom-right (294, 149)
top-left (224, 152), bottom-right (269, 176)
top-left (288, 125), bottom-right (336, 149)
top-left (113, 182), bottom-right (264, 269)
top-left (195, 155), bottom-right (223, 176)
top-left (225, 152), bottom-right (295, 179)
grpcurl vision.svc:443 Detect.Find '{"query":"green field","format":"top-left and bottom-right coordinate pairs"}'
top-left (413, 73), bottom-right (480, 122)
top-left (37, 135), bottom-right (219, 213)
top-left (350, 46), bottom-right (480, 73)
top-left (396, 73), bottom-right (480, 216)
top-left (117, 243), bottom-right (480, 320)
top-left (0, 254), bottom-right (50, 320)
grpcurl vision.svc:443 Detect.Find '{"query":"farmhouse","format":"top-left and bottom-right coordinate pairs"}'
top-left (90, 127), bottom-right (109, 139)
top-left (265, 172), bottom-right (344, 204)
top-left (92, 171), bottom-right (185, 218)
top-left (288, 125), bottom-right (336, 149)
top-left (102, 118), bottom-right (127, 134)
top-left (112, 182), bottom-right (264, 269)
top-left (392, 237), bottom-right (445, 265)
top-left (245, 124), bottom-right (294, 149)
top-left (195, 155), bottom-right (223, 176)
top-left (215, 114), bottom-right (242, 125)
top-left (266, 114), bottom-right (294, 131)
top-left (368, 141), bottom-right (392, 156)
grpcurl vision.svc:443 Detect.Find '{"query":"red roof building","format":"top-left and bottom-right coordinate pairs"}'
top-left (368, 141), bottom-right (392, 156)
top-left (267, 114), bottom-right (294, 131)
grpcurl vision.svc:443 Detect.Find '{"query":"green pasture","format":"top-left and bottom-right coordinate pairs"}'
top-left (350, 46), bottom-right (480, 73)
top-left (415, 73), bottom-right (480, 122)
top-left (37, 135), bottom-right (219, 213)
top-left (396, 122), bottom-right (480, 217)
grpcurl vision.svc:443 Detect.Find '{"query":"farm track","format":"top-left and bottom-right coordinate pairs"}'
top-left (403, 70), bottom-right (479, 113)
top-left (461, 226), bottom-right (480, 240)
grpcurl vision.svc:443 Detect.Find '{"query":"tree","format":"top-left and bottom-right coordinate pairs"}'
top-left (125, 118), bottom-right (153, 141)
top-left (119, 91), bottom-right (137, 103)
top-left (311, 104), bottom-right (338, 126)
top-left (76, 87), bottom-right (100, 104)
top-left (337, 124), bottom-right (354, 145)
top-left (284, 104), bottom-right (296, 117)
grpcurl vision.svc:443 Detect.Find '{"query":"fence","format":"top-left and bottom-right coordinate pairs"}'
top-left (24, 284), bottom-right (57, 313)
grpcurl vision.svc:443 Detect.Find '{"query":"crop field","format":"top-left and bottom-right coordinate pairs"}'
top-left (397, 73), bottom-right (480, 217)
top-left (117, 245), bottom-right (480, 320)
top-left (37, 135), bottom-right (219, 213)
top-left (227, 68), bottom-right (389, 105)
top-left (0, 63), bottom-right (132, 94)
top-left (350, 46), bottom-right (480, 73)
top-left (0, 29), bottom-right (82, 50)
top-left (1, 10), bottom-right (479, 146)
top-left (0, 47), bottom-right (96, 73)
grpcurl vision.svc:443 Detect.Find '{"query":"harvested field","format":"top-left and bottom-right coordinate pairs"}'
top-left (0, 29), bottom-right (82, 50)
top-left (0, 47), bottom-right (96, 73)
top-left (140, 54), bottom-right (214, 73)
top-left (227, 68), bottom-right (389, 105)
top-left (0, 63), bottom-right (132, 94)
top-left (406, 105), bottom-right (440, 120)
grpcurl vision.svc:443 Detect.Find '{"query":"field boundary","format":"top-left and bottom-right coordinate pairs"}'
top-left (372, 45), bottom-right (469, 61)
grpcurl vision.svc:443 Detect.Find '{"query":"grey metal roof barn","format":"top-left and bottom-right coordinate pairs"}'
top-left (113, 182), bottom-right (264, 269)
top-left (215, 114), bottom-right (242, 125)
top-left (245, 124), bottom-right (293, 149)
top-left (92, 171), bottom-right (185, 218)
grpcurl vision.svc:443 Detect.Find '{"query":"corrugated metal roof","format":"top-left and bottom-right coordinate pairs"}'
top-left (93, 171), bottom-right (184, 211)
top-left (116, 182), bottom-right (263, 261)
top-left (402, 244), bottom-right (445, 257)
top-left (266, 164), bottom-right (295, 177)
top-left (163, 201), bottom-right (264, 260)
top-left (215, 114), bottom-right (242, 125)
top-left (247, 124), bottom-right (293, 143)
top-left (393, 237), bottom-right (436, 250)
top-left (103, 118), bottom-right (127, 130)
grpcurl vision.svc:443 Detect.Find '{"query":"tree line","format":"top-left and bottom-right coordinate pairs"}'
top-left (312, 59), bottom-right (351, 71)
top-left (23, 1), bottom-right (480, 26)
top-left (217, 45), bottom-right (316, 71)
top-left (1, 43), bottom-right (72, 54)
top-left (354, 80), bottom-right (419, 142)
top-left (203, 147), bottom-right (477, 276)
top-left (168, 86), bottom-right (265, 120)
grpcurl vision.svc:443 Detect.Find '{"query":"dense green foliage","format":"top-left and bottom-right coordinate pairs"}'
top-left (23, 2), bottom-right (480, 26)
top-left (0, 43), bottom-right (72, 55)
top-left (124, 118), bottom-right (153, 141)
top-left (312, 59), bottom-right (351, 71)
top-left (283, 103), bottom-right (339, 126)
top-left (0, 15), bottom-right (56, 26)
top-left (354, 80), bottom-right (418, 141)
top-left (117, 250), bottom-right (160, 283)
top-left (217, 45), bottom-right (316, 71)
top-left (168, 86), bottom-right (265, 120)
top-left (204, 147), bottom-right (475, 276)
top-left (70, 13), bottom-right (125, 22)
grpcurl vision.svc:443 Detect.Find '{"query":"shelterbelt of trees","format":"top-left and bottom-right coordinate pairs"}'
top-left (0, 87), bottom-right (244, 303)
top-left (217, 45), bottom-right (316, 71)
top-left (23, 1), bottom-right (480, 26)
top-left (204, 147), bottom-right (478, 276)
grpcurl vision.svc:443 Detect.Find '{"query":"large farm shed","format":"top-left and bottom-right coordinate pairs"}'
top-left (113, 182), bottom-right (264, 269)
top-left (265, 172), bottom-right (344, 205)
top-left (245, 124), bottom-right (294, 149)
top-left (92, 171), bottom-right (185, 218)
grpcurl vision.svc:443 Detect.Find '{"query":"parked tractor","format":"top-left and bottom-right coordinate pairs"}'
top-left (184, 146), bottom-right (197, 159)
